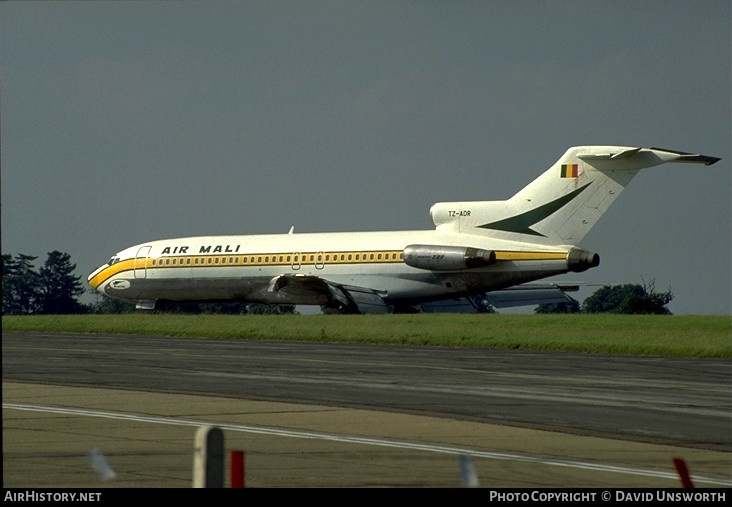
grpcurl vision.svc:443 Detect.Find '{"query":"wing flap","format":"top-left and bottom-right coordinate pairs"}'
top-left (266, 274), bottom-right (388, 313)
top-left (339, 285), bottom-right (390, 314)
top-left (266, 274), bottom-right (331, 304)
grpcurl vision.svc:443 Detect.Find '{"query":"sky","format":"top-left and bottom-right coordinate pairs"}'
top-left (1, 1), bottom-right (730, 315)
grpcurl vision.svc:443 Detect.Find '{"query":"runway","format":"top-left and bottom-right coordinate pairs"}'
top-left (3, 332), bottom-right (731, 488)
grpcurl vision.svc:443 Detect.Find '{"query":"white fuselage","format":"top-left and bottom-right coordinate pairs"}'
top-left (88, 229), bottom-right (574, 307)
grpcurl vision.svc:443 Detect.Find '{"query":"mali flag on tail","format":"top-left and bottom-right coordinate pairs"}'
top-left (561, 163), bottom-right (578, 178)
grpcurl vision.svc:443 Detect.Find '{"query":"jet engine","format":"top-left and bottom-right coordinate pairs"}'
top-left (566, 248), bottom-right (600, 272)
top-left (403, 245), bottom-right (497, 271)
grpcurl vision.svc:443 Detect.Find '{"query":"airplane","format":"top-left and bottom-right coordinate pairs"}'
top-left (88, 146), bottom-right (720, 314)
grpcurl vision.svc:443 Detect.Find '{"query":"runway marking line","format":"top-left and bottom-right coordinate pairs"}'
top-left (4, 402), bottom-right (731, 487)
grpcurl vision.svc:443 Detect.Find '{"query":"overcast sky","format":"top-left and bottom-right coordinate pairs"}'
top-left (2, 1), bottom-right (729, 314)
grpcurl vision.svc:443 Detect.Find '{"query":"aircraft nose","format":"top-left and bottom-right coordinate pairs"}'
top-left (87, 264), bottom-right (108, 290)
top-left (88, 265), bottom-right (103, 282)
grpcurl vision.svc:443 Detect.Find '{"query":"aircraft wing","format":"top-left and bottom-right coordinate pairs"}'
top-left (267, 274), bottom-right (390, 314)
top-left (420, 283), bottom-right (579, 313)
top-left (483, 283), bottom-right (579, 308)
top-left (419, 298), bottom-right (480, 313)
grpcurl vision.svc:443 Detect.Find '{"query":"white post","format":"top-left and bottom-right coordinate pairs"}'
top-left (193, 426), bottom-right (224, 488)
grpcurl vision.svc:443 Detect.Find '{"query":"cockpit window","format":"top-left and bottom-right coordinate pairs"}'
top-left (108, 256), bottom-right (121, 266)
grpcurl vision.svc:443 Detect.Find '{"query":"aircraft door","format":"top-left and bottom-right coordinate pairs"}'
top-left (291, 252), bottom-right (301, 271)
top-left (134, 246), bottom-right (152, 279)
top-left (315, 250), bottom-right (325, 270)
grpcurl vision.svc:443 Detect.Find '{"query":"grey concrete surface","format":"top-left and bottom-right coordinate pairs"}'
top-left (3, 382), bottom-right (730, 489)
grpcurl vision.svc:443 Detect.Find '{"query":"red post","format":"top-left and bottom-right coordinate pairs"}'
top-left (231, 450), bottom-right (245, 488)
top-left (672, 457), bottom-right (694, 488)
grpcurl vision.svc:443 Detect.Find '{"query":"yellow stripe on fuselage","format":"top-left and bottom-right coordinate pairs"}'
top-left (88, 258), bottom-right (137, 289)
top-left (88, 249), bottom-right (569, 290)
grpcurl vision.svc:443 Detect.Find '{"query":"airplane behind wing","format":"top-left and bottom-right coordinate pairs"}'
top-left (88, 146), bottom-right (720, 314)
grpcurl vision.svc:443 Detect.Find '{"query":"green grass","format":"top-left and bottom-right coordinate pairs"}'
top-left (3, 313), bottom-right (731, 358)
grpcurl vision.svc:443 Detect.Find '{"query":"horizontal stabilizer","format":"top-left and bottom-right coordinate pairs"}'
top-left (577, 146), bottom-right (721, 167)
top-left (650, 147), bottom-right (720, 166)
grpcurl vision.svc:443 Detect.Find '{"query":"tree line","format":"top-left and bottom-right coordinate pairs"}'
top-left (2, 251), bottom-right (674, 315)
top-left (534, 279), bottom-right (674, 314)
top-left (3, 252), bottom-right (88, 315)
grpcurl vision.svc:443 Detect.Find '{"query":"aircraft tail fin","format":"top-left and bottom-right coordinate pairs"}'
top-left (430, 146), bottom-right (719, 245)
